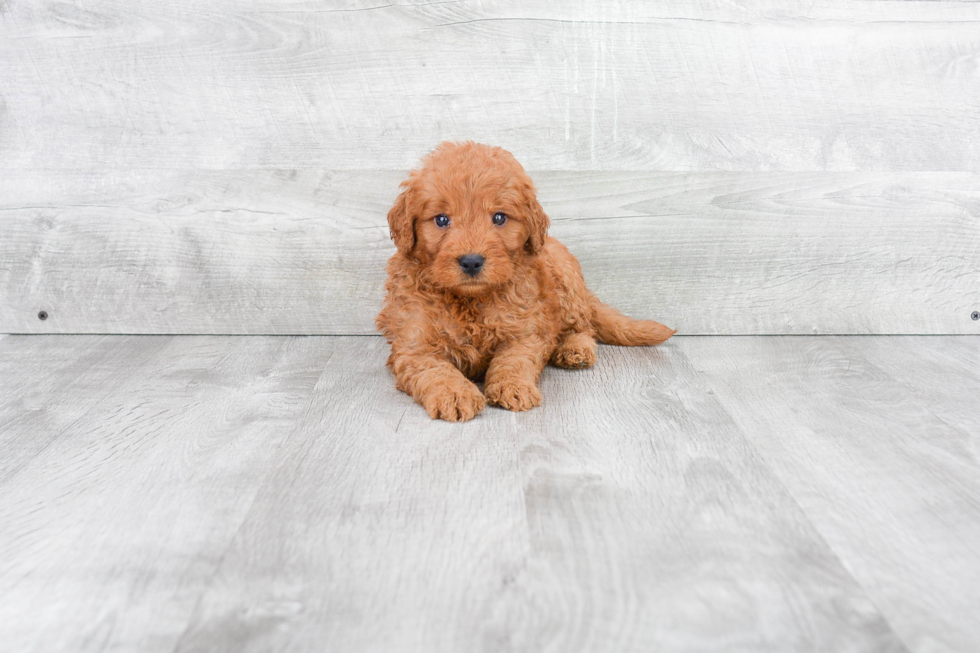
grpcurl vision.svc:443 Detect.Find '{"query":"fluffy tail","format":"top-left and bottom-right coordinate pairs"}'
top-left (590, 297), bottom-right (676, 346)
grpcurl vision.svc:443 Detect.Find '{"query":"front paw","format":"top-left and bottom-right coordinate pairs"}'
top-left (485, 378), bottom-right (542, 412)
top-left (422, 380), bottom-right (486, 422)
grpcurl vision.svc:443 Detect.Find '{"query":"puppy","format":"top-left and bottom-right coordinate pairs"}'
top-left (376, 141), bottom-right (675, 421)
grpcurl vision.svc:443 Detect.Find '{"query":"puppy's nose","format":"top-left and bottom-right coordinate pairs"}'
top-left (458, 254), bottom-right (485, 276)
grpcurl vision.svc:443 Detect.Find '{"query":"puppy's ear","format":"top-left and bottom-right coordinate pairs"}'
top-left (523, 193), bottom-right (550, 255)
top-left (387, 185), bottom-right (416, 258)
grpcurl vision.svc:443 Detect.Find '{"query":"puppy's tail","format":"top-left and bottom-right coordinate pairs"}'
top-left (589, 296), bottom-right (676, 346)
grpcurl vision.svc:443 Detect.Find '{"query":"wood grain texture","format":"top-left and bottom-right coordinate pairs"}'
top-left (0, 335), bottom-right (931, 652)
top-left (173, 336), bottom-right (534, 653)
top-left (684, 336), bottom-right (980, 653)
top-left (2, 0), bottom-right (978, 334)
top-left (1, 169), bottom-right (977, 335)
top-left (0, 334), bottom-right (333, 652)
top-left (0, 335), bottom-right (171, 482)
top-left (1, 0), bottom-right (979, 171)
top-left (495, 340), bottom-right (906, 652)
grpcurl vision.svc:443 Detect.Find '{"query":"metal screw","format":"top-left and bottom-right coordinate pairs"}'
top-left (973, 311), bottom-right (980, 321)
top-left (38, 311), bottom-right (48, 321)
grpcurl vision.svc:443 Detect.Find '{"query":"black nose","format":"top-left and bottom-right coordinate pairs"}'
top-left (458, 254), bottom-right (485, 276)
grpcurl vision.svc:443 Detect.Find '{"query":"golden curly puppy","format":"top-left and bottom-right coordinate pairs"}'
top-left (377, 141), bottom-right (675, 421)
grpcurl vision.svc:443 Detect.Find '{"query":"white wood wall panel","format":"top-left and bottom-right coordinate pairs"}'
top-left (2, 1), bottom-right (978, 334)
top-left (2, 0), bottom-right (980, 171)
top-left (2, 170), bottom-right (977, 334)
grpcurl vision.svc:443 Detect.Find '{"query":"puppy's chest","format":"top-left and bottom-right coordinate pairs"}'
top-left (438, 300), bottom-right (532, 362)
top-left (443, 304), bottom-right (503, 346)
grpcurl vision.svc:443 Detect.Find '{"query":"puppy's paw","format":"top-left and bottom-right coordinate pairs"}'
top-left (551, 333), bottom-right (597, 369)
top-left (422, 380), bottom-right (486, 422)
top-left (485, 378), bottom-right (542, 412)
top-left (551, 346), bottom-right (597, 369)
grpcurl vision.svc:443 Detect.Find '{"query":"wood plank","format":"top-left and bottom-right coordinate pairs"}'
top-left (508, 344), bottom-right (907, 652)
top-left (0, 335), bottom-right (332, 652)
top-left (0, 335), bottom-right (171, 482)
top-left (840, 336), bottom-right (980, 436)
top-left (171, 338), bottom-right (905, 652)
top-left (172, 336), bottom-right (535, 653)
top-left (1, 1), bottom-right (978, 171)
top-left (1, 170), bottom-right (977, 335)
top-left (684, 336), bottom-right (980, 653)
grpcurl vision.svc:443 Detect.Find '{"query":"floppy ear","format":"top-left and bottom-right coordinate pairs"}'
top-left (387, 185), bottom-right (416, 257)
top-left (523, 193), bottom-right (550, 255)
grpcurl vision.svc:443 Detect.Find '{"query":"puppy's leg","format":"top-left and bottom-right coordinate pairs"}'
top-left (551, 331), bottom-right (597, 369)
top-left (484, 339), bottom-right (550, 412)
top-left (390, 350), bottom-right (485, 422)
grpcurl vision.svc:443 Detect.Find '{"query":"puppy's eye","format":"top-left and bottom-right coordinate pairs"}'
top-left (492, 212), bottom-right (508, 226)
top-left (434, 214), bottom-right (450, 228)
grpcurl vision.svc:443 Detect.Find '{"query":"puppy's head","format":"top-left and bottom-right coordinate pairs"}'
top-left (387, 141), bottom-right (549, 296)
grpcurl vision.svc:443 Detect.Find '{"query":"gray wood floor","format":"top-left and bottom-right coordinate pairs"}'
top-left (1, 335), bottom-right (978, 652)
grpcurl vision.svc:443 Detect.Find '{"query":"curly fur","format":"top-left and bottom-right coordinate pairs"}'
top-left (376, 141), bottom-right (675, 421)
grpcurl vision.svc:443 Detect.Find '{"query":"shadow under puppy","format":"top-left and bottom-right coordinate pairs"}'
top-left (377, 141), bottom-right (675, 421)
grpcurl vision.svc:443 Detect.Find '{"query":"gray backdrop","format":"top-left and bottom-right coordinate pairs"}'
top-left (2, 0), bottom-right (978, 334)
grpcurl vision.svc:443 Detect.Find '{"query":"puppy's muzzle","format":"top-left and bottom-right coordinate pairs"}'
top-left (458, 254), bottom-right (485, 277)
